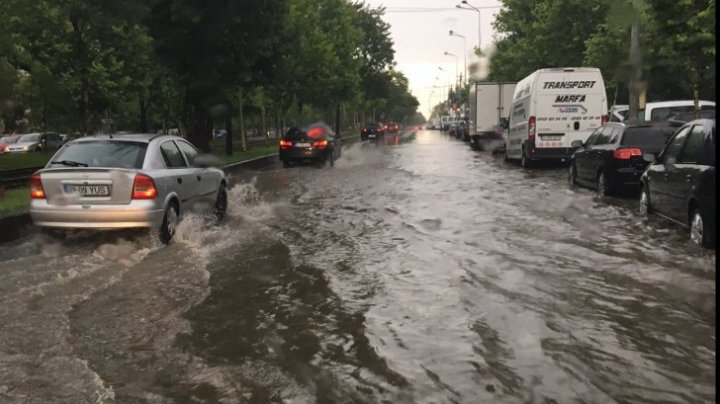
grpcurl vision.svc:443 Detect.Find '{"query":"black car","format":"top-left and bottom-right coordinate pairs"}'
top-left (279, 123), bottom-right (341, 167)
top-left (568, 121), bottom-right (683, 195)
top-left (639, 119), bottom-right (715, 248)
top-left (361, 123), bottom-right (385, 141)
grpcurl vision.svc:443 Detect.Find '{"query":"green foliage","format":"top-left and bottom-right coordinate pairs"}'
top-left (490, 0), bottom-right (715, 104)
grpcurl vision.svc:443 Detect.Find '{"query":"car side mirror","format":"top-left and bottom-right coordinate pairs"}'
top-left (193, 153), bottom-right (222, 168)
top-left (642, 153), bottom-right (656, 163)
top-left (571, 140), bottom-right (583, 148)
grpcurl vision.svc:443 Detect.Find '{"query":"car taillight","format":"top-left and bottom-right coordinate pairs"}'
top-left (132, 174), bottom-right (157, 199)
top-left (601, 114), bottom-right (609, 124)
top-left (613, 148), bottom-right (643, 160)
top-left (363, 128), bottom-right (368, 133)
top-left (528, 116), bottom-right (536, 142)
top-left (30, 174), bottom-right (45, 199)
top-left (279, 140), bottom-right (293, 149)
top-left (312, 140), bottom-right (328, 148)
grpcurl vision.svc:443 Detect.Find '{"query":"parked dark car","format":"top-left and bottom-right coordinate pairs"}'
top-left (568, 121), bottom-right (683, 195)
top-left (638, 119), bottom-right (715, 248)
top-left (279, 123), bottom-right (341, 167)
top-left (361, 123), bottom-right (385, 141)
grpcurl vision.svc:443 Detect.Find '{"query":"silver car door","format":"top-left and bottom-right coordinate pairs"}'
top-left (158, 140), bottom-right (196, 212)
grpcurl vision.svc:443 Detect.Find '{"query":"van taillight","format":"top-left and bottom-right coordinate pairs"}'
top-left (132, 174), bottom-right (157, 199)
top-left (613, 148), bottom-right (642, 160)
top-left (601, 115), bottom-right (609, 124)
top-left (528, 116), bottom-right (536, 142)
top-left (30, 174), bottom-right (45, 199)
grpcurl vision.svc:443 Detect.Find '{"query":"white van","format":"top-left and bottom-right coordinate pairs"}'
top-left (610, 100), bottom-right (715, 122)
top-left (506, 67), bottom-right (607, 167)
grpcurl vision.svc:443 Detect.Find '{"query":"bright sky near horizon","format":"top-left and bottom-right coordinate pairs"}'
top-left (362, 0), bottom-right (504, 119)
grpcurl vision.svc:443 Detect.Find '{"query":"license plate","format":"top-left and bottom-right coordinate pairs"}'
top-left (295, 142), bottom-right (311, 148)
top-left (64, 184), bottom-right (110, 197)
top-left (369, 134), bottom-right (376, 138)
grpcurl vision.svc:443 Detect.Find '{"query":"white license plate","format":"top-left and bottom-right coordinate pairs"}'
top-left (64, 184), bottom-right (110, 196)
top-left (295, 142), bottom-right (311, 148)
top-left (369, 134), bottom-right (376, 138)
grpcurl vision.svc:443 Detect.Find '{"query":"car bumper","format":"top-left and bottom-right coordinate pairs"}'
top-left (361, 134), bottom-right (384, 140)
top-left (606, 167), bottom-right (646, 189)
top-left (526, 143), bottom-right (574, 160)
top-left (29, 199), bottom-right (165, 229)
top-left (279, 148), bottom-right (328, 161)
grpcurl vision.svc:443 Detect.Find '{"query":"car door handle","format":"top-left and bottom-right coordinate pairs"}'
top-left (176, 177), bottom-right (183, 184)
top-left (196, 175), bottom-right (202, 181)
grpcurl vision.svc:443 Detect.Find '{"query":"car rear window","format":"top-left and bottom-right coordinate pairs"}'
top-left (47, 141), bottom-right (147, 169)
top-left (621, 127), bottom-right (675, 147)
top-left (283, 127), bottom-right (307, 141)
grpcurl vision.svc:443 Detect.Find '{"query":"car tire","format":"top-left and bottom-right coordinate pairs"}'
top-left (281, 159), bottom-right (291, 168)
top-left (690, 207), bottom-right (713, 248)
top-left (596, 171), bottom-right (610, 196)
top-left (41, 228), bottom-right (66, 240)
top-left (159, 202), bottom-right (179, 244)
top-left (214, 185), bottom-right (228, 222)
top-left (638, 186), bottom-right (652, 217)
top-left (568, 163), bottom-right (577, 189)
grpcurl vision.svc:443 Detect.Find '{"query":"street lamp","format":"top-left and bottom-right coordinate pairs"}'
top-left (449, 30), bottom-right (467, 85)
top-left (456, 1), bottom-right (501, 54)
top-left (443, 51), bottom-right (459, 88)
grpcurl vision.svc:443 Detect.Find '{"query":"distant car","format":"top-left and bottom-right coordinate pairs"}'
top-left (279, 123), bottom-right (342, 167)
top-left (361, 123), bottom-right (385, 141)
top-left (7, 132), bottom-right (64, 152)
top-left (639, 119), bottom-right (715, 248)
top-left (29, 134), bottom-right (227, 244)
top-left (568, 121), bottom-right (683, 195)
top-left (611, 101), bottom-right (715, 122)
top-left (0, 135), bottom-right (21, 154)
top-left (384, 122), bottom-right (400, 133)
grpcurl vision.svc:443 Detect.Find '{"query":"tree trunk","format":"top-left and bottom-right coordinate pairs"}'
top-left (70, 15), bottom-right (91, 134)
top-left (225, 114), bottom-right (233, 156)
top-left (335, 102), bottom-right (341, 138)
top-left (139, 90), bottom-right (148, 133)
top-left (239, 87), bottom-right (247, 152)
top-left (192, 106), bottom-right (210, 152)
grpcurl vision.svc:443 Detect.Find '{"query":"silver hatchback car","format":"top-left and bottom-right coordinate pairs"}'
top-left (29, 134), bottom-right (227, 243)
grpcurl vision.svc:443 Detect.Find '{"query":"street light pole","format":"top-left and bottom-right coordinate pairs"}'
top-left (443, 51), bottom-right (459, 88)
top-left (449, 30), bottom-right (467, 85)
top-left (456, 2), bottom-right (502, 54)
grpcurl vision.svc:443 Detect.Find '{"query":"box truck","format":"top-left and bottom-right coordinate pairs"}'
top-left (469, 82), bottom-right (517, 136)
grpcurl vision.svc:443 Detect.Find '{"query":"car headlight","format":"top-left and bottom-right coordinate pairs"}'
top-left (23, 146), bottom-right (29, 150)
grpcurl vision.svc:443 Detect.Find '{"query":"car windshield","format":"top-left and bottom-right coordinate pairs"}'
top-left (18, 134), bottom-right (40, 142)
top-left (0, 136), bottom-right (19, 143)
top-left (621, 126), bottom-right (676, 147)
top-left (47, 141), bottom-right (147, 169)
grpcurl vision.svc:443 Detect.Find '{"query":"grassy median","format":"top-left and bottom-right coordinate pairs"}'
top-left (0, 187), bottom-right (30, 216)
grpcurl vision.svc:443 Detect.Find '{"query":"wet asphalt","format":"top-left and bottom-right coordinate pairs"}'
top-left (0, 130), bottom-right (715, 403)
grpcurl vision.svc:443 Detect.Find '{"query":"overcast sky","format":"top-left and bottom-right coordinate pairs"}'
top-left (362, 0), bottom-right (504, 119)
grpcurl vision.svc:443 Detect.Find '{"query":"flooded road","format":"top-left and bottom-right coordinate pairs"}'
top-left (0, 130), bottom-right (715, 403)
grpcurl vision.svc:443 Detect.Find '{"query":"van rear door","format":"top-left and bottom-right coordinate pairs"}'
top-left (534, 71), bottom-right (606, 150)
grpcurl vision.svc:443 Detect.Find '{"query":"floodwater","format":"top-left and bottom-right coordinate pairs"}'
top-left (0, 130), bottom-right (715, 403)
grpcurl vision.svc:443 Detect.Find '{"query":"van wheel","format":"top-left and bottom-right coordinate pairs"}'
top-left (521, 151), bottom-right (532, 168)
top-left (690, 208), bottom-right (713, 248)
top-left (160, 202), bottom-right (179, 244)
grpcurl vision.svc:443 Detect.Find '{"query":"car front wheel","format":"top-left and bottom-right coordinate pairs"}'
top-left (638, 186), bottom-right (651, 217)
top-left (690, 208), bottom-right (713, 248)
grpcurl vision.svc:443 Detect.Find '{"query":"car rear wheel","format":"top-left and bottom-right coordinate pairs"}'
top-left (281, 159), bottom-right (291, 168)
top-left (160, 202), bottom-right (179, 244)
top-left (638, 186), bottom-right (652, 217)
top-left (690, 208), bottom-right (712, 248)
